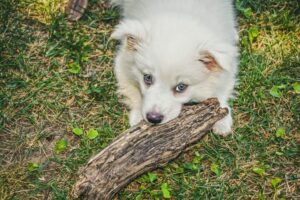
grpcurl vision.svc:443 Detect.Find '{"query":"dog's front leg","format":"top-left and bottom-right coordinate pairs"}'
top-left (129, 108), bottom-right (143, 126)
top-left (212, 101), bottom-right (233, 136)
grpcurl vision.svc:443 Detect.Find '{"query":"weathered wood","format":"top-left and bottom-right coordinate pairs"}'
top-left (65, 0), bottom-right (88, 21)
top-left (72, 98), bottom-right (228, 199)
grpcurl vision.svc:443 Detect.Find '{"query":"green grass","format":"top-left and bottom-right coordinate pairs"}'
top-left (0, 0), bottom-right (299, 199)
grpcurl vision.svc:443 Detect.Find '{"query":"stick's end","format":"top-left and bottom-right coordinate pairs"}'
top-left (65, 0), bottom-right (88, 21)
top-left (201, 97), bottom-right (220, 106)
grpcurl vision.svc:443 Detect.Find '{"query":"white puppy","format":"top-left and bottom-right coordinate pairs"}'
top-left (110, 0), bottom-right (239, 136)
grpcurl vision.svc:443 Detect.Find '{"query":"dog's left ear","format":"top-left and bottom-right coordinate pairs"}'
top-left (199, 51), bottom-right (220, 71)
top-left (199, 44), bottom-right (238, 71)
top-left (110, 19), bottom-right (147, 51)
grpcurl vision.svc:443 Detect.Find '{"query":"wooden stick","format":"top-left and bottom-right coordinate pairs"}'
top-left (65, 0), bottom-right (88, 21)
top-left (72, 98), bottom-right (228, 199)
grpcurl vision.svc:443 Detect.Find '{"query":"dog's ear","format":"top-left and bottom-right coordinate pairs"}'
top-left (199, 51), bottom-right (220, 71)
top-left (110, 20), bottom-right (147, 51)
top-left (125, 35), bottom-right (139, 51)
top-left (199, 44), bottom-right (238, 71)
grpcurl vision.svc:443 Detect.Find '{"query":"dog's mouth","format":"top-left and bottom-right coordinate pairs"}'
top-left (184, 100), bottom-right (199, 106)
top-left (184, 102), bottom-right (198, 106)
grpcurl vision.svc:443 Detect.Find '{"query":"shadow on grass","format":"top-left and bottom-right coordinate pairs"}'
top-left (0, 0), bottom-right (32, 70)
top-left (0, 0), bottom-right (42, 128)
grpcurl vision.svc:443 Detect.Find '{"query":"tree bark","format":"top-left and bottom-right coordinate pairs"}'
top-left (72, 98), bottom-right (228, 199)
top-left (65, 0), bottom-right (88, 21)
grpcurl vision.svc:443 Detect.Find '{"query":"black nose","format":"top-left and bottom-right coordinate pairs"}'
top-left (146, 112), bottom-right (164, 124)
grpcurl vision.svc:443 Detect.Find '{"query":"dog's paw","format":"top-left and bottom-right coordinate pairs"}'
top-left (129, 110), bottom-right (143, 126)
top-left (213, 115), bottom-right (233, 136)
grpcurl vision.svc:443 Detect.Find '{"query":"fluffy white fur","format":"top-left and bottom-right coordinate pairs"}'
top-left (110, 0), bottom-right (239, 136)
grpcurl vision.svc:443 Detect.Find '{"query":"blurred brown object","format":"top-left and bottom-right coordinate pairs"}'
top-left (65, 0), bottom-right (88, 21)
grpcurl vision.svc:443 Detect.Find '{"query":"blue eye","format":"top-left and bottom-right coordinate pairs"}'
top-left (144, 74), bottom-right (153, 85)
top-left (175, 83), bottom-right (188, 93)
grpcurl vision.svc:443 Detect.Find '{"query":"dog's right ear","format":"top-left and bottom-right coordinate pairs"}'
top-left (110, 20), bottom-right (147, 51)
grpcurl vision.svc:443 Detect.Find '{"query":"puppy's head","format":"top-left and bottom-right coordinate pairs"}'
top-left (112, 19), bottom-right (237, 124)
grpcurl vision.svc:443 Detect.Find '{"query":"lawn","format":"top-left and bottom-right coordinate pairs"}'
top-left (0, 0), bottom-right (299, 199)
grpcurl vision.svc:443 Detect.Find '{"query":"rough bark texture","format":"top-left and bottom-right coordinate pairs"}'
top-left (72, 98), bottom-right (228, 199)
top-left (65, 0), bottom-right (88, 21)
